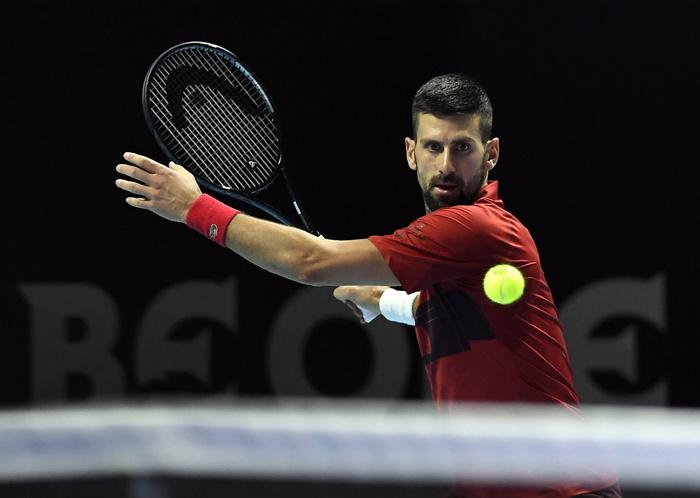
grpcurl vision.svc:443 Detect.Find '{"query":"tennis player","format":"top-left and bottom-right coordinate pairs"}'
top-left (116, 74), bottom-right (621, 498)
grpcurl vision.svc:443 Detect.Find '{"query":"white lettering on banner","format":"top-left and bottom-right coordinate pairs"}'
top-left (560, 273), bottom-right (667, 405)
top-left (18, 274), bottom-right (668, 404)
top-left (135, 277), bottom-right (238, 387)
top-left (19, 283), bottom-right (126, 401)
top-left (267, 286), bottom-right (412, 397)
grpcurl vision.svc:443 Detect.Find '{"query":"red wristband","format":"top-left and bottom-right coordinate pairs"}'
top-left (185, 194), bottom-right (240, 246)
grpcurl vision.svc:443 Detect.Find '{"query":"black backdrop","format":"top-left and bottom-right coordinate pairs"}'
top-left (4, 0), bottom-right (699, 408)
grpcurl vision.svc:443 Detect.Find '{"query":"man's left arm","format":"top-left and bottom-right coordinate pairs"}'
top-left (115, 152), bottom-right (400, 287)
top-left (225, 214), bottom-right (398, 286)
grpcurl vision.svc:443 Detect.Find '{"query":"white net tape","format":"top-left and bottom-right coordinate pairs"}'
top-left (0, 399), bottom-right (699, 489)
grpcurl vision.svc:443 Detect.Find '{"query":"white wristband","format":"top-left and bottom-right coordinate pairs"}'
top-left (379, 288), bottom-right (420, 325)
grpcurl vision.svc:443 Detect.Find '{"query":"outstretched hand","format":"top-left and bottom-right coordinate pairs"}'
top-left (333, 286), bottom-right (388, 324)
top-left (115, 152), bottom-right (202, 223)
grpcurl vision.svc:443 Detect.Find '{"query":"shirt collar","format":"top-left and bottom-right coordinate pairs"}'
top-left (477, 180), bottom-right (499, 200)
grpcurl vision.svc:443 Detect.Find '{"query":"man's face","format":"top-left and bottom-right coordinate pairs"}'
top-left (405, 113), bottom-right (499, 212)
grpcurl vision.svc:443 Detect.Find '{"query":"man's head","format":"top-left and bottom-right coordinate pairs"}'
top-left (406, 74), bottom-right (500, 212)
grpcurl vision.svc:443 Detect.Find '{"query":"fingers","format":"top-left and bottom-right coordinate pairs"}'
top-left (123, 152), bottom-right (166, 174)
top-left (333, 285), bottom-right (359, 302)
top-left (116, 163), bottom-right (152, 184)
top-left (125, 196), bottom-right (152, 209)
top-left (115, 178), bottom-right (150, 197)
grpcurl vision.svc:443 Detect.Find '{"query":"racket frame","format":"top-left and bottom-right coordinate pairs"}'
top-left (142, 41), bottom-right (318, 233)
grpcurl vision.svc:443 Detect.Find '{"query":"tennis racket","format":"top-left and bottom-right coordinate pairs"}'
top-left (142, 41), bottom-right (319, 235)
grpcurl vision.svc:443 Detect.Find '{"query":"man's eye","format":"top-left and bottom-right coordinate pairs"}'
top-left (426, 142), bottom-right (442, 152)
top-left (455, 143), bottom-right (471, 153)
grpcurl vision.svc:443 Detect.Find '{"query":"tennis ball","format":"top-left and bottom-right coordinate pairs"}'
top-left (483, 264), bottom-right (525, 304)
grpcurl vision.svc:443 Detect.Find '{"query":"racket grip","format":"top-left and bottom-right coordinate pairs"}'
top-left (185, 194), bottom-right (240, 246)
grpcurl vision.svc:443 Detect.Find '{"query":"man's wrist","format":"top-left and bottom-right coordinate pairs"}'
top-left (185, 194), bottom-right (240, 246)
top-left (379, 288), bottom-right (419, 325)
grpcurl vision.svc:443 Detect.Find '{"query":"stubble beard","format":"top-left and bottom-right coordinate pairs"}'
top-left (421, 161), bottom-right (489, 213)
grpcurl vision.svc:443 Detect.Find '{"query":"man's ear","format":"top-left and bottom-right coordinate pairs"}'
top-left (484, 137), bottom-right (500, 171)
top-left (405, 137), bottom-right (417, 171)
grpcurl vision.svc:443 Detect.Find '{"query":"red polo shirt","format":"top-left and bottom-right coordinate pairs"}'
top-left (368, 181), bottom-right (620, 497)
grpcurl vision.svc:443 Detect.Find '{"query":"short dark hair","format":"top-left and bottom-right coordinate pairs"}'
top-left (411, 74), bottom-right (493, 142)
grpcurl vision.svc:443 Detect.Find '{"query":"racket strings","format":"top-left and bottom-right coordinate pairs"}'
top-left (171, 76), bottom-right (265, 188)
top-left (171, 49), bottom-right (279, 181)
top-left (180, 50), bottom-right (279, 177)
top-left (185, 85), bottom-right (265, 189)
top-left (148, 86), bottom-right (214, 181)
top-left (147, 46), bottom-right (281, 192)
top-left (149, 79), bottom-right (246, 189)
top-left (165, 51), bottom-right (276, 188)
top-left (183, 50), bottom-right (279, 183)
top-left (201, 50), bottom-right (278, 137)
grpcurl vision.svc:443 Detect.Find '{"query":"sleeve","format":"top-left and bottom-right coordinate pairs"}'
top-left (368, 206), bottom-right (497, 293)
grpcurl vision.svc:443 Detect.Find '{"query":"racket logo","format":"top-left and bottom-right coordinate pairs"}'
top-left (208, 223), bottom-right (219, 239)
top-left (166, 66), bottom-right (264, 130)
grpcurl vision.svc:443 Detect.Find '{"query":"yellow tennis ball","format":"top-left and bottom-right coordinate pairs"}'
top-left (483, 264), bottom-right (525, 304)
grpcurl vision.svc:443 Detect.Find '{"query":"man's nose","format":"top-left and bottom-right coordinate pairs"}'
top-left (439, 149), bottom-right (457, 174)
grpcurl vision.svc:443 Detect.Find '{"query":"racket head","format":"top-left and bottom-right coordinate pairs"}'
top-left (142, 41), bottom-right (283, 196)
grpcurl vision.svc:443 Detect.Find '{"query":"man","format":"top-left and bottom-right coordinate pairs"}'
top-left (116, 74), bottom-right (621, 497)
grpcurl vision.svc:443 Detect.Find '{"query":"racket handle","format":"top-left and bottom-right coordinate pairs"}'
top-left (292, 200), bottom-right (321, 236)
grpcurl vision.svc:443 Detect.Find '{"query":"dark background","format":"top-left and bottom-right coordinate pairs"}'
top-left (3, 0), bottom-right (699, 407)
top-left (3, 2), bottom-right (700, 497)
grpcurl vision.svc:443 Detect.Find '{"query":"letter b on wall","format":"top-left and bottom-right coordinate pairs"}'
top-left (20, 283), bottom-right (125, 401)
